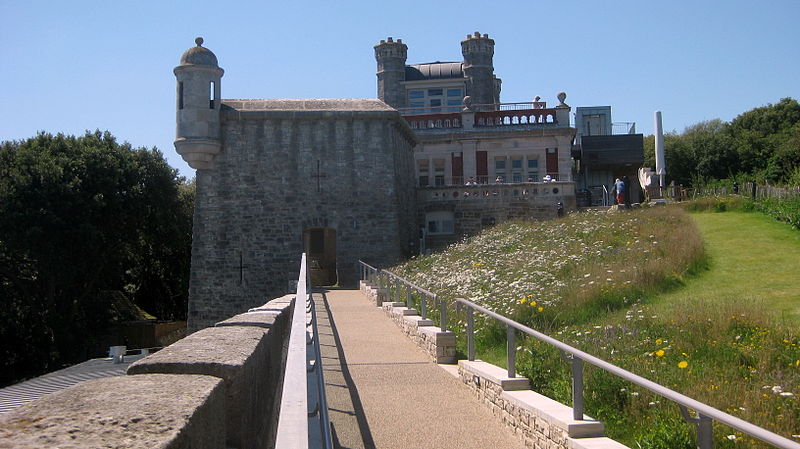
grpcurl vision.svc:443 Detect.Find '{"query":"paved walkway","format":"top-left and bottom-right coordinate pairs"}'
top-left (315, 288), bottom-right (525, 449)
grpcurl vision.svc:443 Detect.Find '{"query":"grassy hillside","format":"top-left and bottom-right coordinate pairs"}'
top-left (392, 206), bottom-right (799, 448)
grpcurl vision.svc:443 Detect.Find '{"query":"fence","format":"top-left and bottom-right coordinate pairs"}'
top-left (691, 182), bottom-right (800, 200)
top-left (358, 262), bottom-right (800, 449)
top-left (275, 253), bottom-right (333, 449)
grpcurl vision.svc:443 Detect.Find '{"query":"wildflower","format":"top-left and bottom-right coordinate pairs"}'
top-left (655, 338), bottom-right (663, 345)
top-left (530, 300), bottom-right (537, 306)
top-left (678, 361), bottom-right (689, 369)
top-left (727, 435), bottom-right (737, 441)
top-left (473, 262), bottom-right (483, 267)
top-left (518, 298), bottom-right (527, 304)
top-left (537, 306), bottom-right (544, 312)
top-left (655, 349), bottom-right (665, 357)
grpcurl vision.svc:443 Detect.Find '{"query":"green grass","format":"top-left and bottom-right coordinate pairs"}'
top-left (653, 211), bottom-right (800, 325)
top-left (390, 203), bottom-right (800, 448)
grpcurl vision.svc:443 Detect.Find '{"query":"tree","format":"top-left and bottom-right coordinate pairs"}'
top-left (0, 131), bottom-right (193, 386)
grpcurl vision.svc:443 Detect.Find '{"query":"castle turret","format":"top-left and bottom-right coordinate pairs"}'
top-left (461, 32), bottom-right (499, 109)
top-left (374, 37), bottom-right (407, 109)
top-left (174, 37), bottom-right (224, 170)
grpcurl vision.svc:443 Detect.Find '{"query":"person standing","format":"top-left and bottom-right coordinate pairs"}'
top-left (614, 178), bottom-right (626, 205)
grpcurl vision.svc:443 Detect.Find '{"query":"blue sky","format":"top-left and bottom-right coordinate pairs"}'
top-left (1, 1), bottom-right (798, 178)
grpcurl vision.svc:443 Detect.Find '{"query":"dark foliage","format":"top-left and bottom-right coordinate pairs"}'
top-left (0, 131), bottom-right (193, 386)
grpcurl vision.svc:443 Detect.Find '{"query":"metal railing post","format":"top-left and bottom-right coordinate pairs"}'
top-left (467, 307), bottom-right (475, 361)
top-left (698, 415), bottom-right (714, 449)
top-left (420, 293), bottom-right (427, 319)
top-left (406, 285), bottom-right (413, 309)
top-left (436, 295), bottom-right (447, 332)
top-left (506, 325), bottom-right (516, 378)
top-left (571, 357), bottom-right (584, 420)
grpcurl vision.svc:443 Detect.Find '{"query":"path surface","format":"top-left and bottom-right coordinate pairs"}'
top-left (315, 288), bottom-right (525, 449)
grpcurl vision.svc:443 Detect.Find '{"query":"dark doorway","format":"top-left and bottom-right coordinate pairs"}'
top-left (304, 227), bottom-right (337, 286)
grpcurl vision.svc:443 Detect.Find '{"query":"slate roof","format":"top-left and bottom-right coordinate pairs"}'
top-left (222, 99), bottom-right (395, 111)
top-left (405, 62), bottom-right (464, 81)
top-left (0, 353), bottom-right (148, 415)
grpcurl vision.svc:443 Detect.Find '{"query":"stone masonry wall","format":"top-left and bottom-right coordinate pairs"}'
top-left (0, 295), bottom-right (295, 449)
top-left (189, 106), bottom-right (416, 331)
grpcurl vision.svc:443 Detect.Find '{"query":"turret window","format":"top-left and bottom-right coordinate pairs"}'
top-left (178, 82), bottom-right (184, 110)
top-left (209, 81), bottom-right (216, 109)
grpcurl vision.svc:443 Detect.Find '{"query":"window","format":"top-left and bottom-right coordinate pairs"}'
top-left (428, 88), bottom-right (443, 96)
top-left (430, 99), bottom-right (442, 107)
top-left (527, 159), bottom-right (539, 169)
top-left (209, 81), bottom-right (216, 109)
top-left (447, 88), bottom-right (462, 97)
top-left (408, 90), bottom-right (424, 99)
top-left (178, 82), bottom-right (184, 110)
top-left (409, 101), bottom-right (424, 107)
top-left (419, 176), bottom-right (429, 187)
top-left (426, 211), bottom-right (455, 235)
top-left (495, 159), bottom-right (506, 170)
top-left (512, 159), bottom-right (523, 169)
top-left (433, 159), bottom-right (445, 186)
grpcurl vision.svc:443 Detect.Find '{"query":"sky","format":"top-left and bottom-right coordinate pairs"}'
top-left (1, 1), bottom-right (798, 178)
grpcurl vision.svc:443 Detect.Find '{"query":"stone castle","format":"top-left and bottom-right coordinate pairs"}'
top-left (176, 34), bottom-right (640, 331)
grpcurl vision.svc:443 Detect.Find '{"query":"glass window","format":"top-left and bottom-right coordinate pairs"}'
top-left (512, 173), bottom-right (522, 183)
top-left (527, 173), bottom-right (539, 182)
top-left (418, 159), bottom-right (429, 172)
top-left (408, 90), bottom-right (424, 99)
top-left (428, 88), bottom-right (443, 96)
top-left (409, 101), bottom-right (424, 108)
top-left (447, 88), bottom-right (462, 97)
top-left (433, 159), bottom-right (445, 172)
top-left (419, 176), bottom-right (429, 187)
top-left (430, 99), bottom-right (442, 107)
top-left (495, 159), bottom-right (506, 170)
top-left (446, 99), bottom-right (461, 106)
top-left (426, 211), bottom-right (455, 235)
top-left (512, 159), bottom-right (523, 169)
top-left (527, 159), bottom-right (538, 168)
top-left (434, 175), bottom-right (445, 186)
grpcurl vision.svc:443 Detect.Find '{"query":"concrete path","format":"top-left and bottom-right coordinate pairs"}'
top-left (315, 289), bottom-right (525, 449)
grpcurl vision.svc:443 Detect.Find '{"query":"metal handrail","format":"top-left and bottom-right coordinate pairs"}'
top-left (380, 269), bottom-right (444, 328)
top-left (454, 297), bottom-right (800, 449)
top-left (275, 254), bottom-right (333, 449)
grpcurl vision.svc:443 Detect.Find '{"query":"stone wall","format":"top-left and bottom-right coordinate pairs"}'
top-left (189, 101), bottom-right (417, 331)
top-left (361, 280), bottom-right (456, 364)
top-left (0, 295), bottom-right (295, 449)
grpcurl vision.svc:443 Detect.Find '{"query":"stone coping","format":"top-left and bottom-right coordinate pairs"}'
top-left (128, 326), bottom-right (268, 371)
top-left (503, 390), bottom-right (604, 438)
top-left (390, 306), bottom-right (419, 316)
top-left (569, 437), bottom-right (632, 449)
top-left (0, 374), bottom-right (225, 449)
top-left (216, 310), bottom-right (283, 328)
top-left (459, 360), bottom-right (530, 391)
top-left (403, 315), bottom-right (434, 327)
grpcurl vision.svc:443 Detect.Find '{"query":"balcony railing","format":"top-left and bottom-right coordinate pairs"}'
top-left (418, 181), bottom-right (574, 203)
top-left (400, 102), bottom-right (561, 130)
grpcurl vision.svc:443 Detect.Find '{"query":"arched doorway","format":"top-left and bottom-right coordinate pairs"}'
top-left (303, 227), bottom-right (337, 286)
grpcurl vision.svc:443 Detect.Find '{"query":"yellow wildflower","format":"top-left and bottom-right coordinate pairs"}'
top-left (655, 338), bottom-right (663, 345)
top-left (537, 306), bottom-right (544, 313)
top-left (518, 298), bottom-right (527, 305)
top-left (530, 300), bottom-right (537, 306)
top-left (678, 361), bottom-right (689, 369)
top-left (655, 349), bottom-right (665, 357)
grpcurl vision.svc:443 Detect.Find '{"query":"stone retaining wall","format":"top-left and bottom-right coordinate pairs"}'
top-left (0, 295), bottom-right (295, 449)
top-left (361, 280), bottom-right (456, 363)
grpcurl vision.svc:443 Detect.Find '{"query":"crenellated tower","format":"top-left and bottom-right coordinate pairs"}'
top-left (174, 37), bottom-right (224, 170)
top-left (461, 32), bottom-right (499, 109)
top-left (374, 37), bottom-right (408, 109)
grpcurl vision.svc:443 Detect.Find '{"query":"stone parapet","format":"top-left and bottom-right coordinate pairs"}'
top-left (0, 374), bottom-right (225, 449)
top-left (128, 296), bottom-right (292, 449)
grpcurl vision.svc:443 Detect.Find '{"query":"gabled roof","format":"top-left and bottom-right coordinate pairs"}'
top-left (405, 62), bottom-right (463, 81)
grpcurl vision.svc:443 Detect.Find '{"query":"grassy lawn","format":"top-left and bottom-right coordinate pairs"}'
top-left (654, 211), bottom-right (800, 326)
